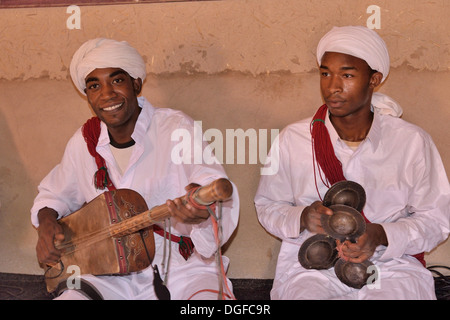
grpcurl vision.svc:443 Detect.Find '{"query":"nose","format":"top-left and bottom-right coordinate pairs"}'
top-left (99, 83), bottom-right (117, 100)
top-left (327, 75), bottom-right (343, 95)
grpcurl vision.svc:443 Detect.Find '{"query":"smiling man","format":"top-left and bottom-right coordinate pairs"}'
top-left (31, 38), bottom-right (239, 300)
top-left (255, 26), bottom-right (450, 299)
top-left (85, 68), bottom-right (141, 134)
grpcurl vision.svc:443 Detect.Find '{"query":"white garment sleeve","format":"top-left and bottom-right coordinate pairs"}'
top-left (379, 134), bottom-right (450, 261)
top-left (254, 130), bottom-right (304, 240)
top-left (30, 130), bottom-right (89, 227)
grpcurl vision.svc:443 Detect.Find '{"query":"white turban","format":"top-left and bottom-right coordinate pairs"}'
top-left (317, 26), bottom-right (402, 117)
top-left (70, 38), bottom-right (146, 95)
top-left (317, 26), bottom-right (390, 83)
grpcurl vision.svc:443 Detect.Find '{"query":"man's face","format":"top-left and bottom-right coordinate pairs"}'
top-left (84, 67), bottom-right (142, 129)
top-left (319, 52), bottom-right (381, 118)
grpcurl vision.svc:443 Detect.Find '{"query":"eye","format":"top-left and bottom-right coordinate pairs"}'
top-left (86, 83), bottom-right (99, 90)
top-left (112, 77), bottom-right (125, 84)
top-left (321, 72), bottom-right (329, 77)
top-left (343, 73), bottom-right (354, 78)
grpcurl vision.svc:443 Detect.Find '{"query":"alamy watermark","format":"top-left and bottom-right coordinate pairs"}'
top-left (66, 5), bottom-right (381, 31)
top-left (367, 264), bottom-right (381, 289)
top-left (66, 265), bottom-right (81, 289)
top-left (66, 5), bottom-right (81, 30)
top-left (170, 121), bottom-right (280, 175)
top-left (366, 5), bottom-right (381, 29)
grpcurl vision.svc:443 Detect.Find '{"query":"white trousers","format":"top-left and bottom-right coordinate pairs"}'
top-left (55, 236), bottom-right (233, 300)
top-left (271, 257), bottom-right (436, 300)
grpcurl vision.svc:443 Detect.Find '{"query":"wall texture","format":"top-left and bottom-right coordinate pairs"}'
top-left (0, 0), bottom-right (449, 279)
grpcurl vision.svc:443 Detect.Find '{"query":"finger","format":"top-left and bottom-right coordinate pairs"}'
top-left (175, 199), bottom-right (196, 217)
top-left (309, 216), bottom-right (326, 234)
top-left (54, 232), bottom-right (65, 245)
top-left (185, 183), bottom-right (200, 191)
top-left (167, 199), bottom-right (196, 223)
top-left (166, 200), bottom-right (179, 216)
top-left (312, 201), bottom-right (333, 216)
top-left (37, 241), bottom-right (61, 265)
top-left (322, 206), bottom-right (334, 216)
top-left (346, 254), bottom-right (369, 264)
top-left (339, 242), bottom-right (369, 262)
top-left (340, 242), bottom-right (362, 257)
top-left (343, 240), bottom-right (361, 251)
top-left (341, 249), bottom-right (360, 259)
top-left (174, 198), bottom-right (184, 209)
top-left (168, 199), bottom-right (185, 211)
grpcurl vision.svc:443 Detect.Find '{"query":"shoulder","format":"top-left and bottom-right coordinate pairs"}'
top-left (380, 114), bottom-right (432, 141)
top-left (66, 126), bottom-right (87, 149)
top-left (143, 106), bottom-right (199, 143)
top-left (278, 117), bottom-right (313, 144)
top-left (378, 114), bottom-right (435, 151)
top-left (139, 96), bottom-right (194, 128)
top-left (59, 126), bottom-right (95, 163)
top-left (138, 96), bottom-right (196, 135)
top-left (153, 107), bottom-right (194, 125)
top-left (151, 108), bottom-right (196, 134)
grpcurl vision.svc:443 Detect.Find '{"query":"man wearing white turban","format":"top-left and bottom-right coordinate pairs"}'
top-left (31, 38), bottom-right (240, 300)
top-left (255, 26), bottom-right (450, 299)
top-left (70, 38), bottom-right (147, 96)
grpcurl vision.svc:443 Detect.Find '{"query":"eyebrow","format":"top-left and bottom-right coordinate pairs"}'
top-left (110, 69), bottom-right (128, 78)
top-left (85, 69), bottom-right (129, 84)
top-left (319, 65), bottom-right (357, 71)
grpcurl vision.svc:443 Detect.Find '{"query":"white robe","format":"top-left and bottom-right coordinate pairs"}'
top-left (31, 97), bottom-right (240, 300)
top-left (255, 109), bottom-right (450, 299)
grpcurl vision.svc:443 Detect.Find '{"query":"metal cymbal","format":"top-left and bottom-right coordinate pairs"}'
top-left (334, 259), bottom-right (375, 289)
top-left (298, 234), bottom-right (338, 270)
top-left (321, 204), bottom-right (366, 242)
top-left (323, 181), bottom-right (366, 212)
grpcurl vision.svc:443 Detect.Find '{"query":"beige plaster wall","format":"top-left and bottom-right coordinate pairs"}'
top-left (0, 0), bottom-right (448, 279)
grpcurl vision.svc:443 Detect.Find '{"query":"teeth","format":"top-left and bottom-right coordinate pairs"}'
top-left (104, 103), bottom-right (122, 111)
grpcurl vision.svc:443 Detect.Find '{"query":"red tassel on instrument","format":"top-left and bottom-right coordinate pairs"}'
top-left (153, 225), bottom-right (195, 260)
top-left (178, 236), bottom-right (195, 260)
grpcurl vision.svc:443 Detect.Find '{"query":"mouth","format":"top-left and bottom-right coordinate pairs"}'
top-left (326, 99), bottom-right (346, 108)
top-left (102, 102), bottom-right (124, 112)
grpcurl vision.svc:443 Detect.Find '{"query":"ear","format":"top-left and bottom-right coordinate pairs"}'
top-left (133, 77), bottom-right (143, 95)
top-left (369, 72), bottom-right (383, 89)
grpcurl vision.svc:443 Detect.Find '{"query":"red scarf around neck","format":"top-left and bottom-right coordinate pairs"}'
top-left (82, 116), bottom-right (116, 191)
top-left (310, 104), bottom-right (425, 267)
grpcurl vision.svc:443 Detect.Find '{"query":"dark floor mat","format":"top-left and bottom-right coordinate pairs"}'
top-left (0, 273), bottom-right (53, 300)
top-left (0, 273), bottom-right (272, 300)
top-left (1, 269), bottom-right (449, 300)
